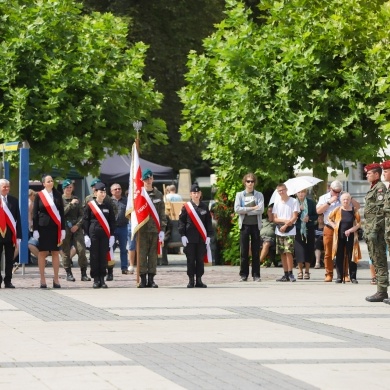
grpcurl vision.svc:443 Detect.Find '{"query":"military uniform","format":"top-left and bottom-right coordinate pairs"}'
top-left (365, 180), bottom-right (388, 294)
top-left (138, 187), bottom-right (167, 279)
top-left (83, 194), bottom-right (116, 282)
top-left (84, 192), bottom-right (118, 278)
top-left (178, 199), bottom-right (213, 285)
top-left (62, 193), bottom-right (90, 281)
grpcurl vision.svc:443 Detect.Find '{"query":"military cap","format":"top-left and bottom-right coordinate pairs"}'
top-left (381, 160), bottom-right (390, 170)
top-left (62, 179), bottom-right (72, 189)
top-left (95, 182), bottom-right (106, 191)
top-left (364, 163), bottom-right (381, 173)
top-left (90, 178), bottom-right (101, 187)
top-left (190, 184), bottom-right (201, 193)
top-left (142, 168), bottom-right (153, 181)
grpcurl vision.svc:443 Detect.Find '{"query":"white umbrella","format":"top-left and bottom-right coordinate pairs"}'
top-left (269, 176), bottom-right (323, 205)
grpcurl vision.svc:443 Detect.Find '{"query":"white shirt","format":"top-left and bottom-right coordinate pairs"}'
top-left (273, 197), bottom-right (300, 236)
top-left (317, 192), bottom-right (341, 225)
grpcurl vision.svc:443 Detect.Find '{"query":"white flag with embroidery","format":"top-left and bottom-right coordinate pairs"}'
top-left (126, 143), bottom-right (149, 238)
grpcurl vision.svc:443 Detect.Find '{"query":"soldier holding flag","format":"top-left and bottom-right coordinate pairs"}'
top-left (137, 169), bottom-right (167, 288)
top-left (126, 143), bottom-right (167, 288)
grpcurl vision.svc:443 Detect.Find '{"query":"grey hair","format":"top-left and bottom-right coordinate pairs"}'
top-left (0, 178), bottom-right (10, 187)
top-left (330, 180), bottom-right (343, 191)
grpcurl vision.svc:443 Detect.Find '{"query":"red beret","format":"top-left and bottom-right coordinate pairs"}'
top-left (381, 160), bottom-right (390, 170)
top-left (364, 163), bottom-right (381, 173)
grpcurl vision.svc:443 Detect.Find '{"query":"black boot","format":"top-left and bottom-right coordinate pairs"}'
top-left (187, 276), bottom-right (195, 288)
top-left (138, 274), bottom-right (147, 288)
top-left (106, 267), bottom-right (114, 281)
top-left (93, 277), bottom-right (101, 289)
top-left (81, 268), bottom-right (91, 281)
top-left (148, 273), bottom-right (158, 288)
top-left (195, 276), bottom-right (207, 288)
top-left (100, 276), bottom-right (108, 288)
top-left (65, 268), bottom-right (75, 282)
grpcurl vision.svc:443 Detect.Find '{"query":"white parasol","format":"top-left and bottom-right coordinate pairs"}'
top-left (269, 176), bottom-right (323, 205)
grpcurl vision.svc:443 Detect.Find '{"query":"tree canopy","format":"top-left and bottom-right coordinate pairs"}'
top-left (0, 0), bottom-right (166, 176)
top-left (180, 0), bottom-right (390, 196)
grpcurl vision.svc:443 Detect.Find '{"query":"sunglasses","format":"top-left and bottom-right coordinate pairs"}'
top-left (331, 188), bottom-right (342, 193)
top-left (246, 180), bottom-right (255, 183)
top-left (112, 188), bottom-right (121, 191)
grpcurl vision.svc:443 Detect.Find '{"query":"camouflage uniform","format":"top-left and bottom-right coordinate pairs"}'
top-left (62, 195), bottom-right (88, 269)
top-left (364, 181), bottom-right (388, 293)
top-left (138, 187), bottom-right (167, 275)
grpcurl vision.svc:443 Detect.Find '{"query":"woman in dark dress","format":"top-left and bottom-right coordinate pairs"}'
top-left (328, 192), bottom-right (361, 283)
top-left (294, 189), bottom-right (318, 280)
top-left (32, 175), bottom-right (65, 288)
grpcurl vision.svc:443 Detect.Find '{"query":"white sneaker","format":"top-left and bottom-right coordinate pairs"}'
top-left (128, 265), bottom-right (134, 274)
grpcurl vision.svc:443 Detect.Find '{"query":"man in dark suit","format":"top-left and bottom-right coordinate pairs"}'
top-left (0, 179), bottom-right (22, 288)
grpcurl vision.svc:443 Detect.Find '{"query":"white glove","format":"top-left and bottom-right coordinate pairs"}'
top-left (33, 230), bottom-right (39, 240)
top-left (109, 236), bottom-right (115, 248)
top-left (84, 235), bottom-right (91, 248)
top-left (159, 231), bottom-right (165, 242)
top-left (181, 236), bottom-right (188, 247)
top-left (61, 229), bottom-right (66, 241)
top-left (205, 237), bottom-right (210, 245)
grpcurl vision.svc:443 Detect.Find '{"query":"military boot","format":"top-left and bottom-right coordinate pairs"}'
top-left (100, 276), bottom-right (108, 289)
top-left (138, 274), bottom-right (147, 288)
top-left (366, 291), bottom-right (388, 302)
top-left (148, 273), bottom-right (158, 288)
top-left (93, 277), bottom-right (101, 289)
top-left (65, 268), bottom-right (75, 282)
top-left (187, 276), bottom-right (195, 288)
top-left (106, 267), bottom-right (114, 281)
top-left (195, 276), bottom-right (207, 288)
top-left (81, 268), bottom-right (91, 282)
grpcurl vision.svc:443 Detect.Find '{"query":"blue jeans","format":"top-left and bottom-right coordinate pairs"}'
top-left (114, 225), bottom-right (128, 270)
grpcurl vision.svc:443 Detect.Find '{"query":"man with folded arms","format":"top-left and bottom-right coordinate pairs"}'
top-left (365, 163), bottom-right (388, 302)
top-left (316, 180), bottom-right (360, 282)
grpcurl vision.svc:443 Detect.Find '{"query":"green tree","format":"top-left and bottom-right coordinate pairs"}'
top-left (0, 0), bottom-right (166, 176)
top-left (180, 0), bottom-right (390, 262)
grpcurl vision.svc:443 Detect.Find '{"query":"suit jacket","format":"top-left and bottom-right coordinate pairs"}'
top-left (32, 190), bottom-right (65, 230)
top-left (1, 194), bottom-right (22, 242)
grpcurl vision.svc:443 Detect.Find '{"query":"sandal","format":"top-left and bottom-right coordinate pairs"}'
top-left (371, 277), bottom-right (377, 285)
top-left (297, 272), bottom-right (303, 279)
top-left (304, 272), bottom-right (310, 280)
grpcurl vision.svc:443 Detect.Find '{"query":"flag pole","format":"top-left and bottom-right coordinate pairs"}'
top-left (133, 121), bottom-right (142, 287)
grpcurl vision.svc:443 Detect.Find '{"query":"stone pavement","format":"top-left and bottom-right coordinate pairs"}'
top-left (0, 242), bottom-right (390, 389)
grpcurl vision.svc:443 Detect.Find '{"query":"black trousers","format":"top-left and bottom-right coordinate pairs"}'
top-left (89, 225), bottom-right (109, 278)
top-left (0, 240), bottom-right (15, 284)
top-left (240, 224), bottom-right (260, 278)
top-left (185, 242), bottom-right (206, 277)
top-left (335, 235), bottom-right (356, 279)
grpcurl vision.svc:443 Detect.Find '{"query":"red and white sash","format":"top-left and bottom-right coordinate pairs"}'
top-left (145, 192), bottom-right (162, 255)
top-left (38, 189), bottom-right (62, 245)
top-left (88, 200), bottom-right (114, 261)
top-left (0, 198), bottom-right (17, 245)
top-left (184, 202), bottom-right (212, 264)
top-left (3, 201), bottom-right (17, 245)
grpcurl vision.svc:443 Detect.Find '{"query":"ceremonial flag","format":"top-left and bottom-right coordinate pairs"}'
top-left (126, 143), bottom-right (149, 238)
